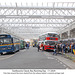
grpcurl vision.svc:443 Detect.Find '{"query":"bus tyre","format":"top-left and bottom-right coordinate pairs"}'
top-left (17, 50), bottom-right (20, 52)
top-left (12, 51), bottom-right (15, 54)
top-left (0, 53), bottom-right (3, 55)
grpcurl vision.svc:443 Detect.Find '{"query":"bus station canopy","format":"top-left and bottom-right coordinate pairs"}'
top-left (0, 2), bottom-right (75, 39)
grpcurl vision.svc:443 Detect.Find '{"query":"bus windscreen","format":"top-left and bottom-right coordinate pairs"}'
top-left (0, 38), bottom-right (12, 45)
top-left (45, 41), bottom-right (55, 45)
top-left (48, 33), bottom-right (58, 37)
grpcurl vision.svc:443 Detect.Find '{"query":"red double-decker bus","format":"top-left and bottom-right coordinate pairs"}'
top-left (38, 32), bottom-right (58, 51)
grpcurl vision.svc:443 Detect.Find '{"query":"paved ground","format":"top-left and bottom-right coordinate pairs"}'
top-left (0, 47), bottom-right (70, 69)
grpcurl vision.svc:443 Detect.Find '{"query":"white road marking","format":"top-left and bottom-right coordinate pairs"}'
top-left (0, 54), bottom-right (14, 61)
top-left (66, 67), bottom-right (69, 69)
top-left (43, 52), bottom-right (55, 60)
top-left (55, 59), bottom-right (57, 60)
top-left (43, 51), bottom-right (70, 69)
top-left (58, 60), bottom-right (60, 62)
top-left (44, 52), bottom-right (53, 57)
top-left (60, 62), bottom-right (63, 64)
top-left (42, 51), bottom-right (70, 69)
top-left (63, 65), bottom-right (66, 67)
top-left (47, 57), bottom-right (55, 59)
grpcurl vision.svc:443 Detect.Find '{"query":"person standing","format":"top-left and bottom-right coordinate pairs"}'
top-left (71, 42), bottom-right (74, 54)
top-left (53, 43), bottom-right (57, 55)
top-left (73, 43), bottom-right (75, 54)
top-left (41, 42), bottom-right (44, 51)
top-left (57, 43), bottom-right (60, 53)
top-left (27, 43), bottom-right (29, 49)
top-left (67, 44), bottom-right (70, 53)
top-left (63, 43), bottom-right (66, 54)
top-left (70, 43), bottom-right (71, 52)
top-left (65, 43), bottom-right (68, 53)
top-left (59, 43), bottom-right (62, 52)
top-left (26, 43), bottom-right (27, 49)
top-left (37, 43), bottom-right (40, 52)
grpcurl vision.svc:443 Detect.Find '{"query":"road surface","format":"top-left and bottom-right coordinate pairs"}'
top-left (0, 47), bottom-right (69, 69)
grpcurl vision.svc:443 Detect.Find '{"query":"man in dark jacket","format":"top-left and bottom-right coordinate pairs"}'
top-left (53, 43), bottom-right (57, 55)
top-left (37, 43), bottom-right (40, 52)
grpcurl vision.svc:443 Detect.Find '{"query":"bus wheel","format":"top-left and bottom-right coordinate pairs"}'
top-left (12, 51), bottom-right (15, 54)
top-left (17, 50), bottom-right (20, 52)
top-left (0, 53), bottom-right (3, 55)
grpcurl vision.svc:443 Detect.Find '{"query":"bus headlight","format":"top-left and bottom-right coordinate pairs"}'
top-left (7, 47), bottom-right (11, 49)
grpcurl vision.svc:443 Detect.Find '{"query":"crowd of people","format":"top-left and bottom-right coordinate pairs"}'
top-left (37, 42), bottom-right (75, 55)
top-left (53, 42), bottom-right (75, 55)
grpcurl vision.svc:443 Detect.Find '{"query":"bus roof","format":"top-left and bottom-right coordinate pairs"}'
top-left (39, 32), bottom-right (58, 36)
top-left (0, 34), bottom-right (11, 38)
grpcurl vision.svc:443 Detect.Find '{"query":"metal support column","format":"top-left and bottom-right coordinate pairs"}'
top-left (68, 30), bottom-right (70, 39)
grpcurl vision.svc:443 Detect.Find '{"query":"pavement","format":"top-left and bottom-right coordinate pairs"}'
top-left (63, 53), bottom-right (75, 62)
top-left (53, 54), bottom-right (75, 69)
top-left (43, 51), bottom-right (75, 69)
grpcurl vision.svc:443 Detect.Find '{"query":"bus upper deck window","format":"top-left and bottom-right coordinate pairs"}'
top-left (0, 39), bottom-right (3, 45)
